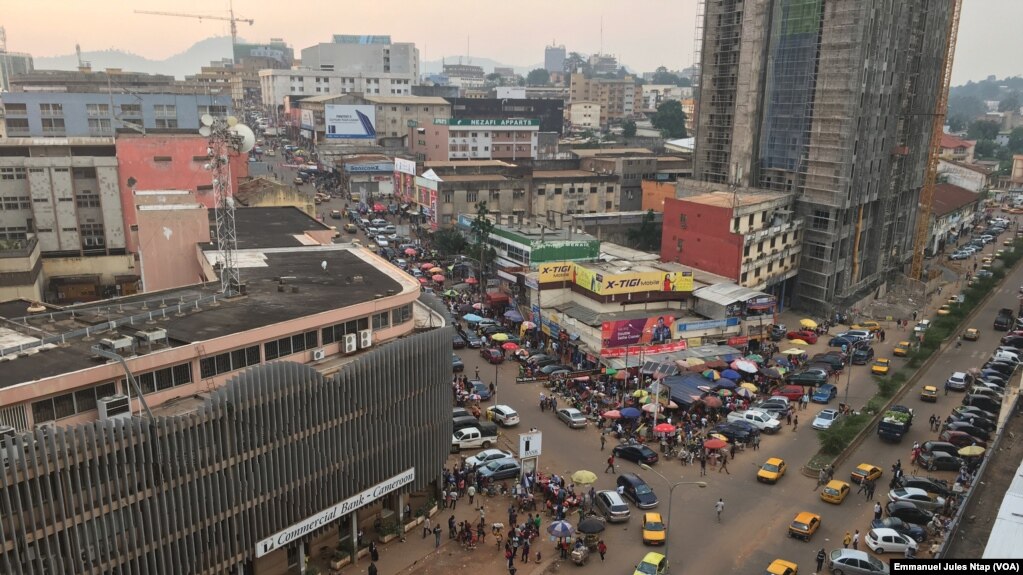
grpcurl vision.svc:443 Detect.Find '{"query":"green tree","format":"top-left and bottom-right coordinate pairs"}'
top-left (622, 120), bottom-right (637, 138)
top-left (974, 139), bottom-right (997, 159)
top-left (967, 120), bottom-right (1000, 141)
top-left (433, 227), bottom-right (467, 256)
top-left (651, 100), bottom-right (688, 139)
top-left (626, 209), bottom-right (662, 251)
top-left (485, 72), bottom-right (502, 85)
top-left (651, 66), bottom-right (681, 86)
top-left (676, 76), bottom-right (692, 88)
top-left (563, 52), bottom-right (590, 76)
top-left (1007, 127), bottom-right (1023, 154)
top-left (947, 93), bottom-right (986, 128)
top-left (999, 92), bottom-right (1021, 112)
top-left (526, 68), bottom-right (550, 86)
top-left (947, 116), bottom-right (966, 132)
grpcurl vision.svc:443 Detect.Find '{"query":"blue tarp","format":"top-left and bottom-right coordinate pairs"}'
top-left (659, 373), bottom-right (709, 406)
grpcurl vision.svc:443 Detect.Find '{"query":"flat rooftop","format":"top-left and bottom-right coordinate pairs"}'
top-left (424, 160), bottom-right (516, 168)
top-left (438, 174), bottom-right (509, 182)
top-left (572, 147), bottom-right (654, 158)
top-left (205, 207), bottom-right (335, 250)
top-left (680, 190), bottom-right (790, 208)
top-left (0, 247), bottom-right (411, 388)
top-left (532, 170), bottom-right (609, 179)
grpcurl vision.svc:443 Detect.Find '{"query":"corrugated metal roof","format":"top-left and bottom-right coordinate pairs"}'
top-left (983, 460), bottom-right (1023, 558)
top-left (692, 283), bottom-right (769, 306)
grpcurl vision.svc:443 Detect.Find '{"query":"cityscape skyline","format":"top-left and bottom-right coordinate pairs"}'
top-left (4, 0), bottom-right (1019, 84)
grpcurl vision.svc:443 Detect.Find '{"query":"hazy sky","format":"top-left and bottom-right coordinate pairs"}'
top-left (3, 0), bottom-right (1018, 84)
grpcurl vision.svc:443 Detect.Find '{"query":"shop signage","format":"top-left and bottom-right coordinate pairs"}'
top-left (255, 468), bottom-right (416, 557)
top-left (519, 432), bottom-right (542, 458)
top-left (673, 317), bottom-right (740, 334)
top-left (574, 264), bottom-right (694, 295)
top-left (727, 336), bottom-right (749, 347)
top-left (600, 339), bottom-right (687, 359)
top-left (601, 315), bottom-right (676, 349)
top-left (394, 157), bottom-right (417, 176)
top-left (345, 162), bottom-right (394, 173)
top-left (433, 118), bottom-right (540, 127)
top-left (538, 262), bottom-right (574, 283)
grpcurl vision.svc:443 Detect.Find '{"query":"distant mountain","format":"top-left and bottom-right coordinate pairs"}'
top-left (423, 56), bottom-right (544, 76)
top-left (33, 37), bottom-right (235, 79)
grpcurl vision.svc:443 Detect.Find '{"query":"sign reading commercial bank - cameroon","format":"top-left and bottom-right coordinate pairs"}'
top-left (255, 468), bottom-right (415, 557)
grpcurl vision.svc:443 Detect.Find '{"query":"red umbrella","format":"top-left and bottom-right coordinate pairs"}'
top-left (701, 395), bottom-right (723, 408)
top-left (654, 423), bottom-right (675, 434)
top-left (465, 277), bottom-right (479, 285)
top-left (417, 277), bottom-right (428, 284)
top-left (614, 371), bottom-right (628, 381)
top-left (502, 342), bottom-right (519, 351)
top-left (602, 410), bottom-right (622, 419)
top-left (703, 438), bottom-right (727, 450)
top-left (373, 203), bottom-right (386, 212)
top-left (420, 263), bottom-right (435, 271)
top-left (404, 248), bottom-right (417, 256)
top-left (432, 274), bottom-right (445, 283)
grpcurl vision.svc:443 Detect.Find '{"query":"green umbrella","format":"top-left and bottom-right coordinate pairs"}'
top-left (605, 368), bottom-right (618, 376)
top-left (745, 354), bottom-right (764, 363)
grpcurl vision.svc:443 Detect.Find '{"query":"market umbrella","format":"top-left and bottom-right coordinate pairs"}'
top-left (465, 277), bottom-right (479, 285)
top-left (373, 203), bottom-right (386, 212)
top-left (759, 367), bottom-right (783, 379)
top-left (420, 263), bottom-right (436, 271)
top-left (604, 368), bottom-right (618, 376)
top-left (732, 359), bottom-right (759, 374)
top-left (703, 438), bottom-right (727, 450)
top-left (717, 389), bottom-right (734, 397)
top-left (504, 309), bottom-right (524, 322)
top-left (614, 371), bottom-right (629, 381)
top-left (654, 423), bottom-right (676, 434)
top-left (602, 410), bottom-right (622, 419)
top-left (417, 277), bottom-right (428, 284)
top-left (782, 349), bottom-right (806, 355)
top-left (490, 333), bottom-right (509, 342)
top-left (703, 360), bottom-right (728, 369)
top-left (521, 321), bottom-right (537, 329)
top-left (432, 274), bottom-right (446, 283)
top-left (577, 517), bottom-right (606, 535)
top-left (789, 339), bottom-right (809, 346)
top-left (735, 387), bottom-right (754, 399)
top-left (571, 470), bottom-right (598, 485)
top-left (462, 313), bottom-right (484, 322)
top-left (745, 354), bottom-right (765, 363)
top-left (502, 342), bottom-right (520, 351)
top-left (715, 378), bottom-right (737, 389)
top-left (740, 382), bottom-right (759, 392)
top-left (701, 395), bottom-right (723, 409)
top-left (721, 369), bottom-right (742, 380)
top-left (429, 267), bottom-right (444, 274)
top-left (800, 318), bottom-right (818, 329)
top-left (701, 369), bottom-right (720, 381)
top-left (958, 446), bottom-right (986, 457)
top-left (775, 358), bottom-right (793, 367)
top-left (632, 389), bottom-right (649, 398)
top-left (404, 247), bottom-right (417, 256)
top-left (445, 290), bottom-right (460, 298)
top-left (472, 303), bottom-right (484, 310)
top-left (547, 520), bottom-right (575, 538)
top-left (620, 407), bottom-right (642, 418)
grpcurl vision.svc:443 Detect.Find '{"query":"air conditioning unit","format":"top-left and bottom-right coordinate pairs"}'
top-left (97, 394), bottom-right (130, 421)
top-left (312, 348), bottom-right (326, 361)
top-left (98, 335), bottom-right (133, 352)
top-left (343, 333), bottom-right (358, 354)
top-left (358, 329), bottom-right (373, 349)
top-left (35, 421), bottom-right (56, 432)
top-left (135, 328), bottom-right (167, 344)
top-left (0, 425), bottom-right (15, 468)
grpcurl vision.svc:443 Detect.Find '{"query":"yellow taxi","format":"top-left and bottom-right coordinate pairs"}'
top-left (1004, 239), bottom-right (1015, 247)
top-left (787, 511), bottom-right (821, 541)
top-left (820, 480), bottom-right (850, 504)
top-left (893, 341), bottom-right (912, 357)
top-left (982, 255), bottom-right (994, 265)
top-left (964, 328), bottom-right (980, 341)
top-left (851, 321), bottom-right (882, 333)
top-left (850, 463), bottom-right (882, 484)
top-left (757, 458), bottom-right (787, 484)
top-left (343, 223), bottom-right (358, 233)
top-left (642, 512), bottom-right (666, 545)
top-left (633, 552), bottom-right (667, 575)
top-left (921, 385), bottom-right (938, 402)
top-left (936, 305), bottom-right (952, 316)
top-left (766, 559), bottom-right (799, 575)
top-left (870, 358), bottom-right (891, 375)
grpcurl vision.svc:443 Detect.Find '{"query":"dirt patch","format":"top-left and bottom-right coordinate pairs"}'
top-left (943, 400), bottom-right (1023, 558)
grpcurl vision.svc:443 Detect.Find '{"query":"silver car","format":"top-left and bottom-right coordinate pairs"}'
top-left (593, 490), bottom-right (631, 523)
top-left (811, 409), bottom-right (840, 430)
top-left (556, 407), bottom-right (587, 428)
top-left (828, 549), bottom-right (889, 574)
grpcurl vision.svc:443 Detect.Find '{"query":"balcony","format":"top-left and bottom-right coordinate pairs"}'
top-left (741, 245), bottom-right (802, 272)
top-left (743, 218), bottom-right (803, 244)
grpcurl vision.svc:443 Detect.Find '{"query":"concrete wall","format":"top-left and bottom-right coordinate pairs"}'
top-left (42, 253), bottom-right (135, 285)
top-left (135, 197), bottom-right (211, 293)
top-left (661, 197), bottom-right (741, 280)
top-left (641, 180), bottom-right (677, 212)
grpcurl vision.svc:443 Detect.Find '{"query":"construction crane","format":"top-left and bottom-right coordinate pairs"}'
top-left (910, 0), bottom-right (963, 280)
top-left (135, 0), bottom-right (253, 46)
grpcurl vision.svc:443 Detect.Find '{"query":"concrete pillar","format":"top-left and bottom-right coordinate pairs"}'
top-left (297, 543), bottom-right (306, 574)
top-left (351, 513), bottom-right (359, 565)
top-left (398, 492), bottom-right (405, 523)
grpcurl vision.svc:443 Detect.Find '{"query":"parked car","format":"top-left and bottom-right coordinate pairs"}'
top-left (938, 429), bottom-right (987, 449)
top-left (772, 385), bottom-right (807, 402)
top-left (709, 422), bottom-right (757, 444)
top-left (540, 364), bottom-right (573, 376)
top-left (480, 348), bottom-right (505, 364)
top-left (811, 409), bottom-right (841, 430)
top-left (486, 404), bottom-right (520, 427)
top-left (785, 370), bottom-right (828, 386)
top-left (478, 458), bottom-right (521, 481)
top-left (951, 406), bottom-right (998, 425)
top-left (786, 329), bottom-right (819, 344)
top-left (613, 444), bottom-right (659, 466)
top-left (942, 421), bottom-right (991, 441)
top-left (850, 345), bottom-right (875, 365)
top-left (829, 336), bottom-right (858, 348)
top-left (919, 451), bottom-right (965, 473)
top-left (828, 549), bottom-right (889, 575)
top-left (886, 501), bottom-right (934, 526)
top-left (962, 394), bottom-right (1001, 414)
top-left (594, 490), bottom-right (631, 523)
top-left (465, 448), bottom-right (515, 470)
top-left (810, 354), bottom-right (845, 372)
top-left (451, 353), bottom-right (464, 372)
top-left (870, 517), bottom-right (926, 543)
top-left (920, 440), bottom-right (962, 458)
top-left (556, 408), bottom-right (587, 429)
top-left (471, 380), bottom-right (493, 400)
top-left (865, 527), bottom-right (918, 555)
top-left (617, 473), bottom-right (659, 509)
top-left (887, 487), bottom-right (945, 511)
top-left (811, 383), bottom-right (838, 403)
top-left (945, 371), bottom-right (971, 391)
top-left (895, 476), bottom-right (952, 499)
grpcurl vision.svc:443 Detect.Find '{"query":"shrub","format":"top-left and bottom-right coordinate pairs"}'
top-left (818, 412), bottom-right (870, 455)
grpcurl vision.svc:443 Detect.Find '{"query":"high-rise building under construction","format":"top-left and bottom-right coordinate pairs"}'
top-left (693, 0), bottom-right (955, 313)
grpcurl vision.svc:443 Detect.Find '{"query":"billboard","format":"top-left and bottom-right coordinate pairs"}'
top-left (574, 265), bottom-right (694, 295)
top-left (538, 262), bottom-right (575, 283)
top-left (394, 158), bottom-right (417, 176)
top-left (233, 43), bottom-right (294, 68)
top-left (601, 315), bottom-right (676, 348)
top-left (300, 109), bottom-right (315, 130)
top-left (324, 105), bottom-right (377, 140)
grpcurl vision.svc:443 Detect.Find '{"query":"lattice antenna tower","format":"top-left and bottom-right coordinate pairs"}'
top-left (199, 114), bottom-right (254, 294)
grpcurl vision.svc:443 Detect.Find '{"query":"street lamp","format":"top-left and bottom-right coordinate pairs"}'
top-left (640, 464), bottom-right (706, 573)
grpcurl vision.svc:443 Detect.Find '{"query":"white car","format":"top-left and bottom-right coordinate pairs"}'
top-left (465, 448), bottom-right (515, 470)
top-left (887, 487), bottom-right (946, 511)
top-left (865, 527), bottom-right (918, 555)
top-left (946, 371), bottom-right (970, 391)
top-left (811, 409), bottom-right (841, 430)
top-left (992, 350), bottom-right (1020, 364)
top-left (486, 404), bottom-right (520, 427)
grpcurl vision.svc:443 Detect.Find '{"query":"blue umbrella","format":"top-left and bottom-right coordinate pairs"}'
top-left (547, 520), bottom-right (575, 538)
top-left (715, 378), bottom-right (737, 389)
top-left (721, 369), bottom-right (742, 381)
top-left (504, 309), bottom-right (524, 322)
top-left (462, 313), bottom-right (484, 323)
top-left (775, 358), bottom-right (793, 368)
top-left (621, 407), bottom-right (642, 418)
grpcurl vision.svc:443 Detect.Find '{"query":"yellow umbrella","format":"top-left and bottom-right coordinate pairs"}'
top-left (740, 382), bottom-right (758, 392)
top-left (490, 333), bottom-right (509, 342)
top-left (800, 318), bottom-right (818, 329)
top-left (782, 348), bottom-right (805, 355)
top-left (790, 339), bottom-right (809, 346)
top-left (429, 267), bottom-right (443, 274)
top-left (632, 389), bottom-right (649, 398)
top-left (958, 445), bottom-right (985, 457)
top-left (571, 470), bottom-right (598, 484)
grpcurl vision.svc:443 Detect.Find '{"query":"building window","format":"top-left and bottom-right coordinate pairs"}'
top-left (467, 191), bottom-right (478, 203)
top-left (321, 317), bottom-right (370, 344)
top-left (41, 118), bottom-right (66, 134)
top-left (372, 311), bottom-right (390, 330)
top-left (4, 118), bottom-right (29, 133)
top-left (264, 330), bottom-right (318, 361)
top-left (38, 103), bottom-right (63, 116)
top-left (88, 118), bottom-right (112, 134)
top-left (554, 188), bottom-right (562, 195)
top-left (155, 118), bottom-right (179, 129)
top-left (0, 168), bottom-right (26, 181)
top-left (391, 304), bottom-right (412, 325)
top-left (811, 210), bottom-right (829, 231)
top-left (153, 104), bottom-right (176, 118)
top-left (199, 345), bottom-right (261, 378)
top-left (443, 192), bottom-right (453, 203)
top-left (197, 105), bottom-right (228, 117)
top-left (119, 104), bottom-right (142, 116)
top-left (679, 213), bottom-right (688, 229)
top-left (743, 244), bottom-right (750, 257)
top-left (86, 103), bottom-right (110, 116)
top-left (31, 382), bottom-right (117, 423)
top-left (1, 196), bottom-right (31, 210)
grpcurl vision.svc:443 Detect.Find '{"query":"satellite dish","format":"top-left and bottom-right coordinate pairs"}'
top-left (200, 114), bottom-right (215, 127)
top-left (230, 124), bottom-right (256, 153)
top-left (321, 260), bottom-right (328, 271)
top-left (199, 126), bottom-right (212, 137)
top-left (226, 116), bottom-right (239, 127)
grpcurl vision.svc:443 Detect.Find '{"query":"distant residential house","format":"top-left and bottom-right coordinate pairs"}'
top-left (937, 158), bottom-right (993, 192)
top-left (929, 183), bottom-right (980, 255)
top-left (938, 133), bottom-right (976, 163)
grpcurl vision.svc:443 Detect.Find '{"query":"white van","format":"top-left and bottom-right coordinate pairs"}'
top-left (914, 320), bottom-right (931, 333)
top-left (375, 238), bottom-right (389, 248)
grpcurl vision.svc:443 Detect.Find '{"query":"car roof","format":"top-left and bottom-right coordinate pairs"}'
top-left (643, 512), bottom-right (663, 521)
top-left (833, 549), bottom-right (872, 561)
top-left (641, 552), bottom-right (666, 563)
top-left (491, 404), bottom-right (515, 412)
top-left (819, 409), bottom-right (838, 415)
top-left (794, 511), bottom-right (819, 521)
top-left (766, 457), bottom-right (784, 465)
top-left (870, 527), bottom-right (902, 537)
top-left (826, 479), bottom-right (848, 488)
top-left (598, 490), bottom-right (626, 504)
top-left (561, 407), bottom-right (582, 414)
top-left (816, 383), bottom-right (836, 391)
top-left (856, 463), bottom-right (879, 471)
top-left (895, 487), bottom-right (928, 496)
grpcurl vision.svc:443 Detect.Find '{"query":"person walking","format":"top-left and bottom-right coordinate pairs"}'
top-left (600, 434), bottom-right (606, 451)
top-left (433, 524), bottom-right (442, 548)
top-left (597, 540), bottom-right (607, 562)
top-left (752, 434), bottom-right (760, 451)
top-left (718, 455), bottom-right (730, 474)
top-left (715, 499), bottom-right (725, 522)
top-left (816, 548), bottom-right (826, 572)
top-left (843, 531), bottom-right (852, 548)
top-left (874, 502), bottom-right (883, 521)
top-left (369, 541), bottom-right (379, 562)
top-left (467, 484), bottom-right (476, 505)
top-left (852, 530), bottom-right (860, 550)
top-left (369, 562), bottom-right (378, 575)
top-left (605, 454), bottom-right (615, 473)
top-left (699, 455), bottom-right (707, 476)
top-left (423, 516), bottom-right (432, 539)
top-left (793, 415), bottom-right (799, 432)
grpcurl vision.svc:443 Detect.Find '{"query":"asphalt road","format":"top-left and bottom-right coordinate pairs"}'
top-left (452, 244), bottom-right (1015, 573)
